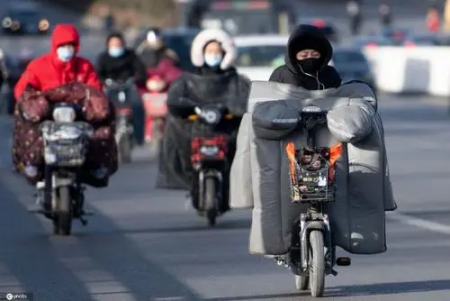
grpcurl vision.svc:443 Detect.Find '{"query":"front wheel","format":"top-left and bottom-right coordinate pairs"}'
top-left (150, 119), bottom-right (163, 154)
top-left (295, 275), bottom-right (309, 291)
top-left (309, 230), bottom-right (325, 297)
top-left (118, 134), bottom-right (132, 164)
top-left (53, 186), bottom-right (72, 236)
top-left (204, 177), bottom-right (217, 227)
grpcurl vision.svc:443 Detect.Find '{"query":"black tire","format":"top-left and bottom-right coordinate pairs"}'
top-left (204, 177), bottom-right (217, 227)
top-left (149, 119), bottom-right (163, 156)
top-left (53, 186), bottom-right (72, 236)
top-left (118, 135), bottom-right (132, 164)
top-left (309, 230), bottom-right (325, 297)
top-left (295, 275), bottom-right (309, 291)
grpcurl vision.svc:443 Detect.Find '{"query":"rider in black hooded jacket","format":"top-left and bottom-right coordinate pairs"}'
top-left (269, 24), bottom-right (342, 90)
top-left (157, 29), bottom-right (249, 213)
top-left (97, 32), bottom-right (147, 85)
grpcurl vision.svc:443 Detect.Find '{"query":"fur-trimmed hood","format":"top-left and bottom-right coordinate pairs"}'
top-left (190, 29), bottom-right (236, 70)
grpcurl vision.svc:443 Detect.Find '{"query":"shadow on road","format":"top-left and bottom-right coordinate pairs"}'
top-left (111, 218), bottom-right (252, 235)
top-left (76, 210), bottom-right (203, 300)
top-left (328, 279), bottom-right (450, 297)
top-left (0, 173), bottom-right (96, 300)
top-left (204, 292), bottom-right (307, 300)
top-left (0, 169), bottom-right (203, 300)
top-left (203, 280), bottom-right (450, 300)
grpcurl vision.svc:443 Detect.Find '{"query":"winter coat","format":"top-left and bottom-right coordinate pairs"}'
top-left (14, 24), bottom-right (102, 100)
top-left (96, 49), bottom-right (147, 86)
top-left (137, 45), bottom-right (179, 69)
top-left (269, 24), bottom-right (342, 90)
top-left (157, 29), bottom-right (250, 193)
top-left (146, 58), bottom-right (183, 86)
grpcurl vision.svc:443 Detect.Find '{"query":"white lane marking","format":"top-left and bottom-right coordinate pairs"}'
top-left (388, 212), bottom-right (450, 235)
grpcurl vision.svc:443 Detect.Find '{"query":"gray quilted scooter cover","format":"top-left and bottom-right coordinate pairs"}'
top-left (230, 81), bottom-right (396, 255)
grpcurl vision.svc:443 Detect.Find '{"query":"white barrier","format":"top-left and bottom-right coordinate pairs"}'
top-left (363, 47), bottom-right (450, 96)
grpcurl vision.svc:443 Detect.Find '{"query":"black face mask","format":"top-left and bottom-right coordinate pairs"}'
top-left (297, 58), bottom-right (321, 75)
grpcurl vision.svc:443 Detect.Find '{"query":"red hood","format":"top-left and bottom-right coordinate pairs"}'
top-left (51, 24), bottom-right (80, 55)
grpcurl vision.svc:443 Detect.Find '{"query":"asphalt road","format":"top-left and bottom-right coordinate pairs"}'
top-left (0, 94), bottom-right (448, 301)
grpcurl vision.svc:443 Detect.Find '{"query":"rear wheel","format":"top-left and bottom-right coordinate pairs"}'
top-left (309, 230), bottom-right (325, 297)
top-left (53, 186), bottom-right (72, 236)
top-left (204, 177), bottom-right (217, 227)
top-left (150, 119), bottom-right (163, 155)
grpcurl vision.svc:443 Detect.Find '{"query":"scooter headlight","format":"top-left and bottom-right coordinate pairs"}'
top-left (53, 107), bottom-right (76, 122)
top-left (202, 110), bottom-right (219, 124)
top-left (199, 145), bottom-right (219, 156)
top-left (302, 105), bottom-right (322, 113)
top-left (2, 17), bottom-right (12, 28)
top-left (146, 78), bottom-right (166, 92)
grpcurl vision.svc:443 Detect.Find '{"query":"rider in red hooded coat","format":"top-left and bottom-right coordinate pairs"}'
top-left (12, 24), bottom-right (117, 189)
top-left (14, 24), bottom-right (102, 99)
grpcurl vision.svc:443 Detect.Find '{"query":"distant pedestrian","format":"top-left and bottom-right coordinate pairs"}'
top-left (347, 0), bottom-right (362, 35)
top-left (379, 4), bottom-right (392, 29)
top-left (104, 12), bottom-right (115, 32)
top-left (427, 5), bottom-right (440, 33)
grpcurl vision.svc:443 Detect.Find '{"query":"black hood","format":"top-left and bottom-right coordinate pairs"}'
top-left (285, 24), bottom-right (333, 74)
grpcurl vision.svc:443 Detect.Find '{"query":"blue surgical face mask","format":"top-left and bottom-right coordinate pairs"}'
top-left (56, 46), bottom-right (74, 62)
top-left (108, 46), bottom-right (124, 58)
top-left (204, 54), bottom-right (222, 67)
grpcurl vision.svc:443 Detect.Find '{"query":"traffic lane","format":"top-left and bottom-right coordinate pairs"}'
top-left (87, 94), bottom-right (450, 300)
top-left (0, 94), bottom-right (448, 300)
top-left (2, 162), bottom-right (450, 301)
top-left (380, 94), bottom-right (450, 212)
top-left (0, 163), bottom-right (204, 301)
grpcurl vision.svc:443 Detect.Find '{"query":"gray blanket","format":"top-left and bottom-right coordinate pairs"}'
top-left (230, 81), bottom-right (396, 255)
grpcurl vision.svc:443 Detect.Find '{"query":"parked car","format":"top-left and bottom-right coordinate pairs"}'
top-left (331, 47), bottom-right (377, 94)
top-left (352, 35), bottom-right (394, 49)
top-left (234, 35), bottom-right (288, 81)
top-left (1, 4), bottom-right (50, 35)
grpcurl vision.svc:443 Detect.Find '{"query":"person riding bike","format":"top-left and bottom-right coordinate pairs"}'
top-left (97, 32), bottom-right (147, 145)
top-left (13, 24), bottom-right (117, 193)
top-left (15, 24), bottom-right (102, 98)
top-left (156, 28), bottom-right (250, 212)
top-left (136, 27), bottom-right (179, 69)
top-left (269, 24), bottom-right (341, 90)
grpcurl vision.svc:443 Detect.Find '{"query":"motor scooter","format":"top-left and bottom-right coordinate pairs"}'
top-left (188, 104), bottom-right (234, 226)
top-left (28, 102), bottom-right (96, 236)
top-left (275, 105), bottom-right (351, 297)
top-left (141, 75), bottom-right (168, 152)
top-left (104, 78), bottom-right (135, 163)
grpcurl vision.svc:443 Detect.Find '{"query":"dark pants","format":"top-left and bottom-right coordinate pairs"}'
top-left (128, 87), bottom-right (145, 145)
top-left (112, 86), bottom-right (145, 145)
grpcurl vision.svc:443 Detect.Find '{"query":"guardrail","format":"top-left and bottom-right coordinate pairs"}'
top-left (363, 47), bottom-right (450, 96)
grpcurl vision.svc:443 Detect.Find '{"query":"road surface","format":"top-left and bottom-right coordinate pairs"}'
top-left (0, 94), bottom-right (449, 301)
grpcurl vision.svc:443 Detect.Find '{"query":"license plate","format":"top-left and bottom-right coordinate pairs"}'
top-left (143, 93), bottom-right (168, 117)
top-left (143, 93), bottom-right (167, 104)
